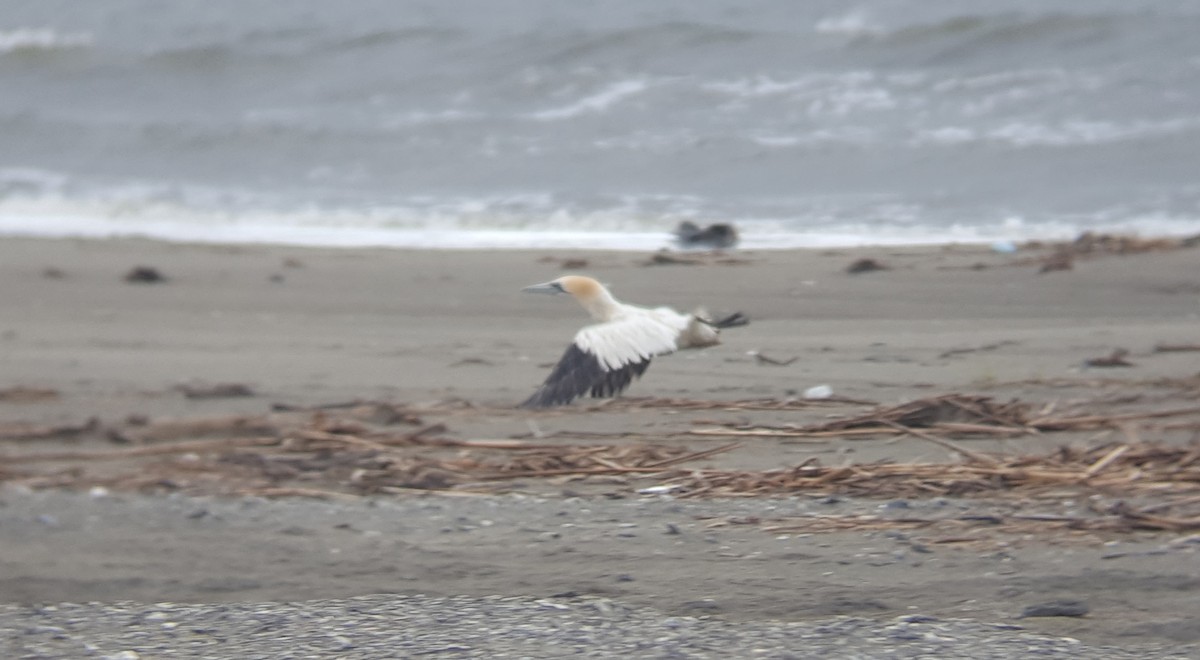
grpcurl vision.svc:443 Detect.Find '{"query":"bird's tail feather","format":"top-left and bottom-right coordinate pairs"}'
top-left (707, 312), bottom-right (749, 329)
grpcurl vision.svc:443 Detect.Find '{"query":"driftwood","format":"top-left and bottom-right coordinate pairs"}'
top-left (649, 441), bottom-right (1200, 503)
top-left (690, 394), bottom-right (1200, 439)
top-left (0, 387), bottom-right (60, 402)
top-left (1154, 343), bottom-right (1200, 353)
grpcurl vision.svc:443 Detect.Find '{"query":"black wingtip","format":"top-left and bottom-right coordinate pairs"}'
top-left (518, 343), bottom-right (652, 409)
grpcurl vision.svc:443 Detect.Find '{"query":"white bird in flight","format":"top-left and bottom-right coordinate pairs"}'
top-left (520, 275), bottom-right (747, 408)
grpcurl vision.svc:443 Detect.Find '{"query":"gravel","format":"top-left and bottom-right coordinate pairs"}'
top-left (1, 595), bottom-right (1192, 660)
top-left (3, 489), bottom-right (1197, 658)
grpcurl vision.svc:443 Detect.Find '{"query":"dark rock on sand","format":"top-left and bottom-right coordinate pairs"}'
top-left (124, 266), bottom-right (167, 283)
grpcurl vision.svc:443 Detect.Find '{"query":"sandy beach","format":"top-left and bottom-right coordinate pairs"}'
top-left (2, 235), bottom-right (1199, 657)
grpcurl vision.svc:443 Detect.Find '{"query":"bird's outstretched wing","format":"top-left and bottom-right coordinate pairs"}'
top-left (520, 316), bottom-right (679, 408)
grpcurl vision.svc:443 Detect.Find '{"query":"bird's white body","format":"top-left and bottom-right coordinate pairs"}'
top-left (575, 304), bottom-right (711, 372)
top-left (519, 276), bottom-right (738, 408)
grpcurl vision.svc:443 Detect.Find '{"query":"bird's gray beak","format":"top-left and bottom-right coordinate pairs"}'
top-left (522, 281), bottom-right (563, 295)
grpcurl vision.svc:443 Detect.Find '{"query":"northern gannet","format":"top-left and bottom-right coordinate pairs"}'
top-left (520, 275), bottom-right (747, 408)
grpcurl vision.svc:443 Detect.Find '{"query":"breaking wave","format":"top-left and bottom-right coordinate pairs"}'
top-left (0, 28), bottom-right (92, 54)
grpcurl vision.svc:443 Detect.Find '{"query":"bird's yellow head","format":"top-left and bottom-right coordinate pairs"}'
top-left (522, 275), bottom-right (618, 320)
top-left (522, 275), bottom-right (602, 299)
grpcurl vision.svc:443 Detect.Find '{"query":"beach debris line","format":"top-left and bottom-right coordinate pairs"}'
top-left (1084, 349), bottom-right (1135, 368)
top-left (0, 408), bottom-right (739, 496)
top-left (941, 232), bottom-right (1200, 273)
top-left (653, 441), bottom-right (1200, 524)
top-left (687, 393), bottom-right (1200, 440)
top-left (1063, 231), bottom-right (1200, 256)
top-left (1028, 231), bottom-right (1200, 272)
top-left (0, 398), bottom-right (1198, 534)
top-left (518, 275), bottom-right (748, 408)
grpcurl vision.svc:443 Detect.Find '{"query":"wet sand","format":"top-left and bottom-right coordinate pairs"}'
top-left (1, 236), bottom-right (1199, 654)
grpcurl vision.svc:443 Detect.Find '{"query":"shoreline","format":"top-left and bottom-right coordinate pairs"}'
top-left (1, 224), bottom-right (1198, 254)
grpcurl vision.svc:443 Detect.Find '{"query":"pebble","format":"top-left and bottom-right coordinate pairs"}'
top-left (1, 491), bottom-right (1193, 659)
top-left (0, 595), bottom-right (1142, 660)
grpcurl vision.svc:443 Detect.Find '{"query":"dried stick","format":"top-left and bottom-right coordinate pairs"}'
top-left (480, 466), bottom-right (663, 480)
top-left (877, 420), bottom-right (1001, 466)
top-left (641, 442), bottom-right (742, 468)
top-left (430, 438), bottom-right (571, 450)
top-left (1083, 445), bottom-right (1130, 478)
top-left (932, 422), bottom-right (1029, 436)
top-left (290, 429), bottom-right (399, 454)
top-left (1031, 406), bottom-right (1200, 429)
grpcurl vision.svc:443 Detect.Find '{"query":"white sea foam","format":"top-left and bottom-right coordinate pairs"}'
top-left (1, 193), bottom-right (1197, 252)
top-left (0, 28), bottom-right (92, 54)
top-left (914, 127), bottom-right (976, 145)
top-left (749, 127), bottom-right (876, 148)
top-left (912, 117), bottom-right (1200, 148)
top-left (528, 79), bottom-right (651, 121)
top-left (703, 72), bottom-right (900, 119)
top-left (815, 10), bottom-right (885, 37)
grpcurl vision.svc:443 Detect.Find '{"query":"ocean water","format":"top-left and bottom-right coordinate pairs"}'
top-left (2, 0), bottom-right (1198, 250)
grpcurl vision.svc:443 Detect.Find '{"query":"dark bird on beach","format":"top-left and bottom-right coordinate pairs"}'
top-left (519, 275), bottom-right (747, 408)
top-left (673, 221), bottom-right (739, 250)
